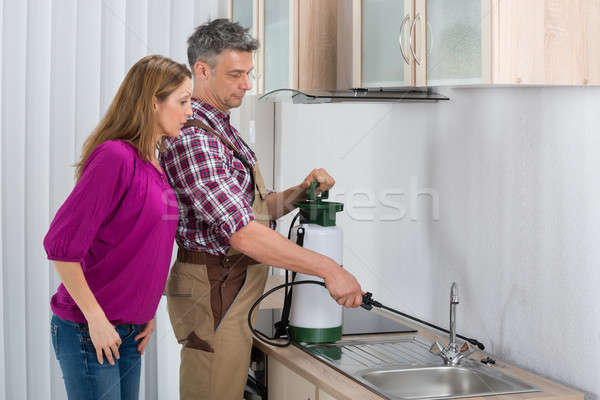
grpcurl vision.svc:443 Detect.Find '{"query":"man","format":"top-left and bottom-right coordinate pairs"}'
top-left (160, 19), bottom-right (363, 400)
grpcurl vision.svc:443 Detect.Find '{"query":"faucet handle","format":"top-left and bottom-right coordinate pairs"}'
top-left (458, 341), bottom-right (477, 358)
top-left (429, 341), bottom-right (444, 356)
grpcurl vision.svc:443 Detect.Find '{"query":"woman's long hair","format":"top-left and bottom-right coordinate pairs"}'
top-left (75, 55), bottom-right (191, 181)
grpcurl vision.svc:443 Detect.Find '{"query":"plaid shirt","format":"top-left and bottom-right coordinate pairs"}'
top-left (160, 99), bottom-right (264, 255)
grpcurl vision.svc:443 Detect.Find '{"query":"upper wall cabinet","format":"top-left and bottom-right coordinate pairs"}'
top-left (418, 0), bottom-right (491, 86)
top-left (263, 0), bottom-right (291, 93)
top-left (488, 0), bottom-right (599, 85)
top-left (338, 0), bottom-right (600, 88)
top-left (230, 0), bottom-right (259, 93)
top-left (229, 0), bottom-right (339, 94)
top-left (338, 0), bottom-right (416, 89)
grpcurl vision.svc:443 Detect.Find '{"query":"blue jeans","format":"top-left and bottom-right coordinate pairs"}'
top-left (51, 314), bottom-right (143, 400)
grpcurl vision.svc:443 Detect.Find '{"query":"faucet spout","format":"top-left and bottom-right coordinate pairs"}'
top-left (449, 282), bottom-right (459, 352)
top-left (429, 282), bottom-right (477, 366)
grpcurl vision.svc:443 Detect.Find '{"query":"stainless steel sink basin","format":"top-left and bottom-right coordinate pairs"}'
top-left (358, 362), bottom-right (537, 399)
top-left (296, 336), bottom-right (539, 400)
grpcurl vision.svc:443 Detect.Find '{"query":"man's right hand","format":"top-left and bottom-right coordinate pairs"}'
top-left (322, 265), bottom-right (363, 308)
top-left (230, 222), bottom-right (365, 307)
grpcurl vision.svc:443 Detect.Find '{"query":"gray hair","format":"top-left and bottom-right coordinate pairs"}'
top-left (187, 18), bottom-right (259, 69)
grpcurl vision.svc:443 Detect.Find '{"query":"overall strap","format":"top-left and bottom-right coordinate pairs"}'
top-left (183, 119), bottom-right (253, 171)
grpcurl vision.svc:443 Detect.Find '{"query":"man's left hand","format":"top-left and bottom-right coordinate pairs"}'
top-left (300, 168), bottom-right (335, 193)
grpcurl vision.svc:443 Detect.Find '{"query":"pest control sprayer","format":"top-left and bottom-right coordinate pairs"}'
top-left (247, 182), bottom-right (486, 350)
top-left (287, 182), bottom-right (344, 343)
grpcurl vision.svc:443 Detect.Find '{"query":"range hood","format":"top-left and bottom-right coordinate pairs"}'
top-left (258, 88), bottom-right (449, 104)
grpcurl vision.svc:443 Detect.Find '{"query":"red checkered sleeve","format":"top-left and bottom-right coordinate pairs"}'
top-left (161, 127), bottom-right (255, 249)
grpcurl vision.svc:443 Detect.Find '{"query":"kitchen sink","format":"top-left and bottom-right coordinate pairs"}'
top-left (296, 336), bottom-right (539, 400)
top-left (358, 361), bottom-right (537, 399)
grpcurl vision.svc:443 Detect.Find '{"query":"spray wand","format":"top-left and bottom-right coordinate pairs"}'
top-left (248, 278), bottom-right (484, 351)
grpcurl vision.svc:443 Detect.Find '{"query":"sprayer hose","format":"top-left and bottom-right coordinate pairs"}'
top-left (248, 281), bottom-right (485, 351)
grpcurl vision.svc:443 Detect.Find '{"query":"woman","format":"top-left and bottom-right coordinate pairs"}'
top-left (44, 55), bottom-right (192, 399)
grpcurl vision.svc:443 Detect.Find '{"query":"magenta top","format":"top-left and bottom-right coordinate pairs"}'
top-left (43, 140), bottom-right (178, 325)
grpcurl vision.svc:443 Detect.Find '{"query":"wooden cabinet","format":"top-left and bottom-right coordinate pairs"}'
top-left (583, 0), bottom-right (600, 85)
top-left (267, 356), bottom-right (344, 400)
top-left (263, 0), bottom-right (292, 93)
top-left (230, 0), bottom-right (259, 93)
top-left (229, 0), bottom-right (338, 94)
top-left (338, 0), bottom-right (600, 87)
top-left (268, 357), bottom-right (317, 400)
top-left (417, 0), bottom-right (491, 85)
top-left (338, 0), bottom-right (416, 89)
top-left (295, 0), bottom-right (339, 91)
top-left (318, 388), bottom-right (341, 400)
top-left (231, 0), bottom-right (256, 33)
top-left (489, 0), bottom-right (599, 85)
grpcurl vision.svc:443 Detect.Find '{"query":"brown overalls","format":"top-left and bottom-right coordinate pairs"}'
top-left (164, 120), bottom-right (270, 400)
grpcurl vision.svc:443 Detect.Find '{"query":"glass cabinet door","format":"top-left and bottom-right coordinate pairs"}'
top-left (232, 0), bottom-right (254, 32)
top-left (264, 0), bottom-right (290, 93)
top-left (231, 0), bottom-right (257, 93)
top-left (362, 0), bottom-right (413, 87)
top-left (425, 0), bottom-right (488, 85)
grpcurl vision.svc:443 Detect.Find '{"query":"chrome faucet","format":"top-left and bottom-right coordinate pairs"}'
top-left (429, 282), bottom-right (477, 366)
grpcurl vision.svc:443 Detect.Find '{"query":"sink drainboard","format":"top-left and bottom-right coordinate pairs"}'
top-left (295, 336), bottom-right (539, 400)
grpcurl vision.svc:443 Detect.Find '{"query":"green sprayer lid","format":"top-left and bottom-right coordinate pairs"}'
top-left (294, 181), bottom-right (343, 227)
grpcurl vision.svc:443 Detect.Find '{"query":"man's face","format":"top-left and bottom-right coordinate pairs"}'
top-left (206, 49), bottom-right (254, 111)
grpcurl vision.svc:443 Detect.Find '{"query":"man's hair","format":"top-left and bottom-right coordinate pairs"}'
top-left (187, 18), bottom-right (259, 70)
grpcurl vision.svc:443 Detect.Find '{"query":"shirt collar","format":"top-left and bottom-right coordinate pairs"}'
top-left (191, 98), bottom-right (230, 125)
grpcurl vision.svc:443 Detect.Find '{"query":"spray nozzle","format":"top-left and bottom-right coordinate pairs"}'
top-left (360, 292), bottom-right (382, 310)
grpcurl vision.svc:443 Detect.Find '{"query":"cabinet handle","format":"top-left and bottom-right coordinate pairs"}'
top-left (398, 14), bottom-right (411, 65)
top-left (409, 12), bottom-right (423, 66)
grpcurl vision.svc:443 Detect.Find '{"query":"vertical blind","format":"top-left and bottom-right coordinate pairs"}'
top-left (0, 1), bottom-right (225, 399)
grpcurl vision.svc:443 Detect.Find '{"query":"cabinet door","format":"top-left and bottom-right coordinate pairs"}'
top-left (584, 0), bottom-right (600, 85)
top-left (232, 0), bottom-right (255, 32)
top-left (318, 388), bottom-right (341, 400)
top-left (420, 0), bottom-right (491, 85)
top-left (231, 0), bottom-right (259, 93)
top-left (493, 0), bottom-right (588, 85)
top-left (268, 357), bottom-right (316, 400)
top-left (362, 0), bottom-right (414, 87)
top-left (297, 0), bottom-right (338, 90)
top-left (263, 0), bottom-right (292, 93)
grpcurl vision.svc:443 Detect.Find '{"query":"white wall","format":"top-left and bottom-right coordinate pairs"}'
top-left (0, 1), bottom-right (224, 399)
top-left (274, 87), bottom-right (600, 400)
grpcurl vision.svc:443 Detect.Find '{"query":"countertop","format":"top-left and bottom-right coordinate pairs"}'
top-left (255, 275), bottom-right (583, 400)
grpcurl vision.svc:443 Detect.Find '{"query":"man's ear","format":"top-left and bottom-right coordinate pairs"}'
top-left (194, 60), bottom-right (211, 81)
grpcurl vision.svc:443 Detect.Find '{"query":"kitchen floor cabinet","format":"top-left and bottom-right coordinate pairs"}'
top-left (268, 357), bottom-right (317, 400)
top-left (267, 355), bottom-right (344, 400)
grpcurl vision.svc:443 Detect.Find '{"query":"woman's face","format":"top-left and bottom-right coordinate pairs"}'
top-left (155, 77), bottom-right (193, 138)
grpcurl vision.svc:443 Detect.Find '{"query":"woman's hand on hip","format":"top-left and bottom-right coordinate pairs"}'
top-left (134, 318), bottom-right (155, 355)
top-left (88, 315), bottom-right (122, 365)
